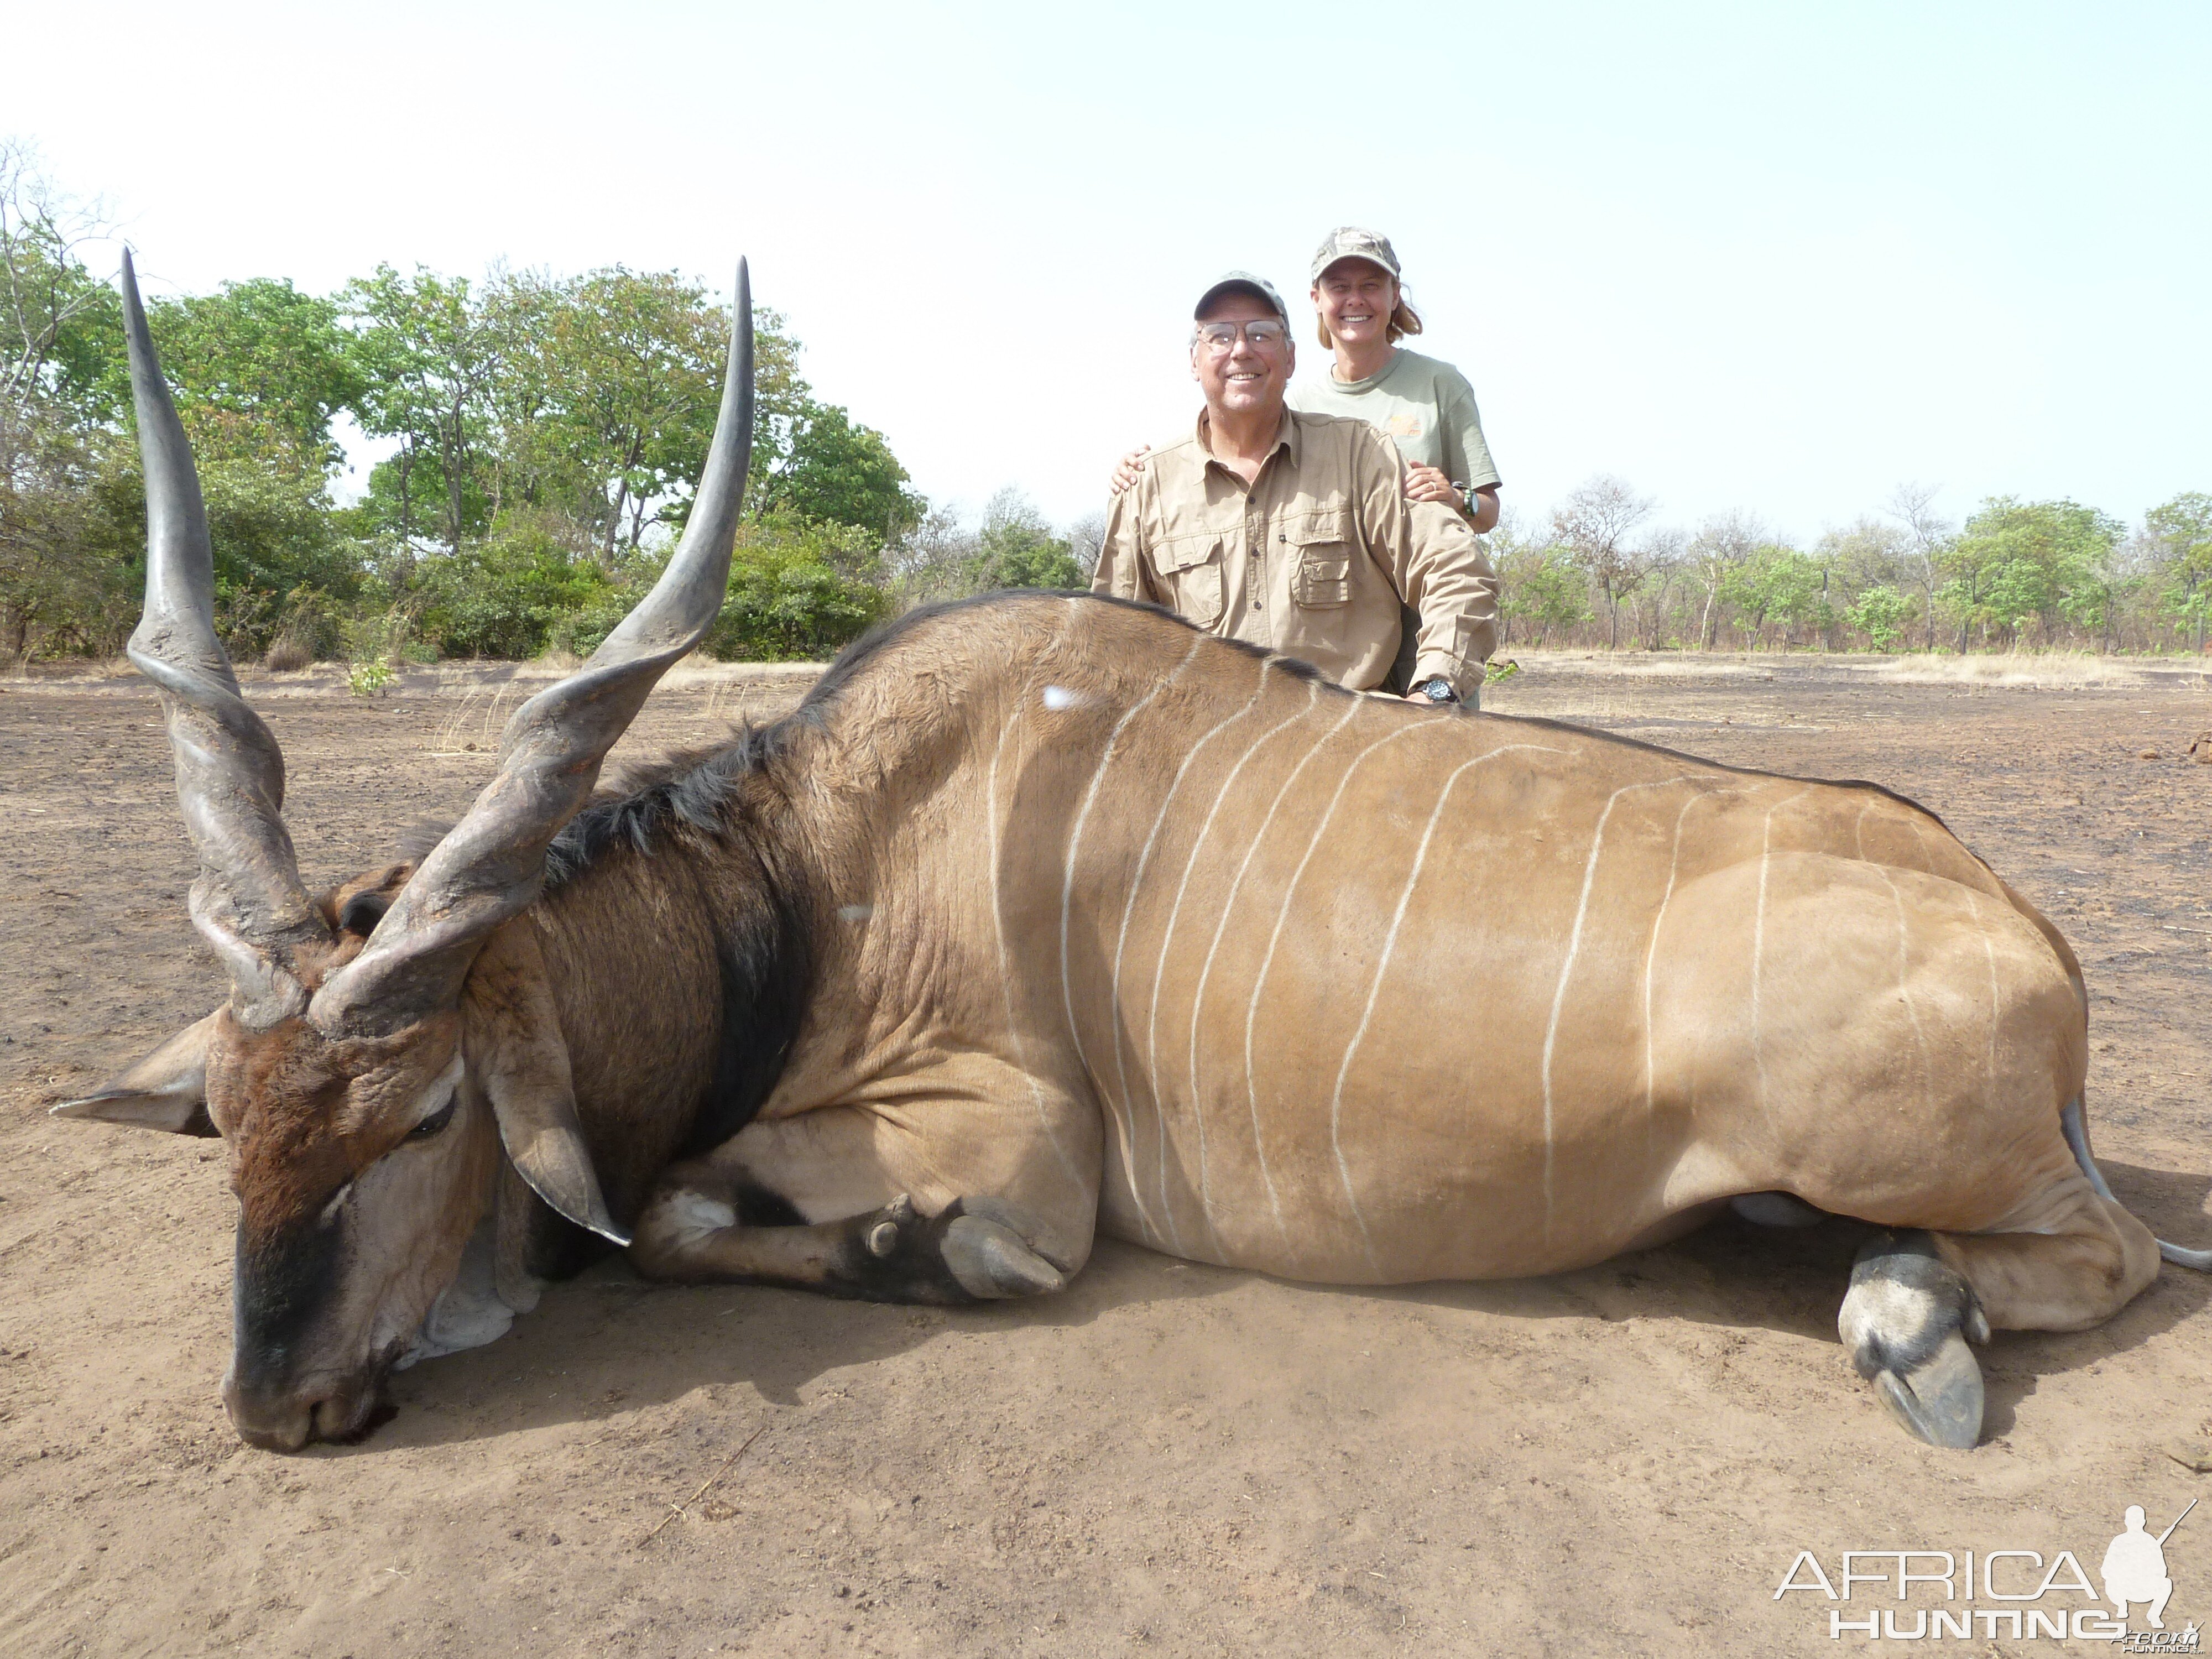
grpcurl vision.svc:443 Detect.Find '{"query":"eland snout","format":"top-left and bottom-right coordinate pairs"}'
top-left (221, 1360), bottom-right (383, 1453)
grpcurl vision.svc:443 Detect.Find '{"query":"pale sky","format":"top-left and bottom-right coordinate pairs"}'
top-left (13, 1), bottom-right (2209, 542)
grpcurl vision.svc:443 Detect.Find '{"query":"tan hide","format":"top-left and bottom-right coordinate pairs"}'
top-left (750, 596), bottom-right (2099, 1288)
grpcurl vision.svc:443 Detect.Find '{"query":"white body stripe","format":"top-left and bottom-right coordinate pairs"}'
top-left (1540, 775), bottom-right (1698, 1237)
top-left (1060, 635), bottom-right (1204, 1079)
top-left (1183, 687), bottom-right (1355, 1239)
top-left (1240, 713), bottom-right (1453, 1260)
top-left (1140, 674), bottom-right (1316, 1254)
top-left (985, 608), bottom-right (1083, 1191)
top-left (1102, 662), bottom-right (1271, 1248)
top-left (1327, 740), bottom-right (1570, 1269)
top-left (1748, 789), bottom-right (1813, 1132)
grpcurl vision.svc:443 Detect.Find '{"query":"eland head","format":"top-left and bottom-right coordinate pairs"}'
top-left (55, 251), bottom-right (753, 1450)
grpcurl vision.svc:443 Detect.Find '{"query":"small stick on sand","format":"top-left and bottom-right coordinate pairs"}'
top-left (637, 1422), bottom-right (769, 1547)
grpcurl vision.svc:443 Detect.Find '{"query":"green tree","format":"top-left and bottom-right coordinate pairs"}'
top-left (408, 515), bottom-right (619, 659)
top-left (1718, 543), bottom-right (1820, 647)
top-left (129, 279), bottom-right (365, 474)
top-left (972, 488), bottom-right (1081, 589)
top-left (2144, 492), bottom-right (2212, 654)
top-left (0, 139), bottom-right (121, 436)
top-left (753, 398), bottom-right (922, 540)
top-left (1847, 584), bottom-right (1914, 651)
top-left (1940, 497), bottom-right (2123, 649)
top-left (1552, 476), bottom-right (1653, 649)
top-left (345, 264), bottom-right (502, 550)
top-left (1, 142), bottom-right (130, 658)
top-left (1497, 541), bottom-right (1590, 646)
top-left (536, 267), bottom-right (729, 562)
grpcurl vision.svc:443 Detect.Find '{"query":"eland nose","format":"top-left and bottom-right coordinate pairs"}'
top-left (221, 1366), bottom-right (317, 1453)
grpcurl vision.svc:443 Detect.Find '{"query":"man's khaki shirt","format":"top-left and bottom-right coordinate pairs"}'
top-left (1092, 409), bottom-right (1499, 698)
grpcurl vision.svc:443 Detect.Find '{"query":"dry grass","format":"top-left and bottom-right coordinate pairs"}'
top-left (658, 651), bottom-right (825, 689)
top-left (1503, 650), bottom-right (1782, 681)
top-left (1846, 653), bottom-right (2153, 688)
top-left (414, 655), bottom-right (827, 755)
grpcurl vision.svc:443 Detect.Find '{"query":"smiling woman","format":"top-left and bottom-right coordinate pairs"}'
top-left (1291, 227), bottom-right (1502, 536)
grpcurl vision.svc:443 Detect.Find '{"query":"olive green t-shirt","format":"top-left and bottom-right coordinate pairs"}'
top-left (1286, 347), bottom-right (1502, 492)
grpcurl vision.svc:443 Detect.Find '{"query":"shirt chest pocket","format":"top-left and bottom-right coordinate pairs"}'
top-left (1283, 510), bottom-right (1356, 609)
top-left (1150, 530), bottom-right (1225, 627)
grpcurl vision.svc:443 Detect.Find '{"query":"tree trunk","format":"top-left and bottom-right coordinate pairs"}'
top-left (442, 398), bottom-right (468, 554)
top-left (602, 482), bottom-right (628, 567)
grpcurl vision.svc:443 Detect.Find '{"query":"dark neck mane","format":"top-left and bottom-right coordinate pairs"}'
top-left (541, 723), bottom-right (814, 1159)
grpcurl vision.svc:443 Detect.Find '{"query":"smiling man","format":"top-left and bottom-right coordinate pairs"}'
top-left (1092, 273), bottom-right (1499, 706)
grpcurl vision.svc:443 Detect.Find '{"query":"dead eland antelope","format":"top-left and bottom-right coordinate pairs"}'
top-left (61, 252), bottom-right (2202, 1455)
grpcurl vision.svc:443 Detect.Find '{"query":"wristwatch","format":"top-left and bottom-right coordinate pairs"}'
top-left (1413, 676), bottom-right (1458, 704)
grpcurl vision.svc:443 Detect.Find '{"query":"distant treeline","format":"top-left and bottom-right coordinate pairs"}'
top-left (4, 145), bottom-right (2204, 672)
top-left (0, 142), bottom-right (1089, 672)
top-left (1494, 476), bottom-right (2210, 657)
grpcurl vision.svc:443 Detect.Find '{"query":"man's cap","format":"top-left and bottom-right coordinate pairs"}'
top-left (1310, 227), bottom-right (1401, 284)
top-left (1193, 271), bottom-right (1289, 325)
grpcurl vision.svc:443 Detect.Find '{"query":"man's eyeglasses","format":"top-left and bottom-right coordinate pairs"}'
top-left (1194, 320), bottom-right (1288, 353)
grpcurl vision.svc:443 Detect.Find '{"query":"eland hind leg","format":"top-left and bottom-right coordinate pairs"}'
top-left (1838, 1159), bottom-right (2157, 1449)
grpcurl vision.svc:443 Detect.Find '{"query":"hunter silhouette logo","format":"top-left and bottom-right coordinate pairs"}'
top-left (1774, 1500), bottom-right (2202, 1644)
top-left (2105, 1502), bottom-right (2192, 1630)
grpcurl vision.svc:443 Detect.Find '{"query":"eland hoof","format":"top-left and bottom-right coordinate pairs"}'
top-left (1839, 1230), bottom-right (1990, 1451)
top-left (937, 1196), bottom-right (1073, 1300)
top-left (1869, 1332), bottom-right (1985, 1450)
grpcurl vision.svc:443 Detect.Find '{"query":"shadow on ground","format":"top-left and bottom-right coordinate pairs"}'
top-left (350, 1161), bottom-right (2212, 1456)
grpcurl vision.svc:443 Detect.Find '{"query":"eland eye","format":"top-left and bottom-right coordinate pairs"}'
top-left (408, 1095), bottom-right (457, 1140)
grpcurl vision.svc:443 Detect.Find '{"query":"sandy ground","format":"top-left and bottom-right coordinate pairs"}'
top-left (2, 648), bottom-right (2209, 1657)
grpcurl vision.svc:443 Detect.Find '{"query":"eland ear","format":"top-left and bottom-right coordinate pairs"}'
top-left (52, 1011), bottom-right (221, 1135)
top-left (462, 926), bottom-right (628, 1247)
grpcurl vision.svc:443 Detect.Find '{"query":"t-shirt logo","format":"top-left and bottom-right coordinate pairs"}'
top-left (1385, 413), bottom-right (1424, 437)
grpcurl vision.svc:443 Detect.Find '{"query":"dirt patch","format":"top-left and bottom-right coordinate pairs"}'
top-left (2, 655), bottom-right (2208, 1656)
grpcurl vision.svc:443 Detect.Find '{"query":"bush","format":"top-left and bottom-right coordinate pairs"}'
top-left (409, 520), bottom-right (618, 659)
top-left (706, 515), bottom-right (891, 661)
top-left (1846, 585), bottom-right (1914, 652)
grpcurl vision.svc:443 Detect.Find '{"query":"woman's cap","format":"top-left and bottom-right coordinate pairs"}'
top-left (1193, 272), bottom-right (1290, 324)
top-left (1310, 227), bottom-right (1401, 283)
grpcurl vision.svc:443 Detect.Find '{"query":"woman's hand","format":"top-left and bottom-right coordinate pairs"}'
top-left (1403, 463), bottom-right (1463, 508)
top-left (1110, 446), bottom-right (1152, 494)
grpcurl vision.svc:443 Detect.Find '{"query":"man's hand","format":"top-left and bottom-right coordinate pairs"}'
top-left (1109, 445), bottom-right (1152, 494)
